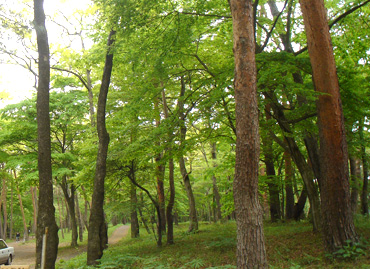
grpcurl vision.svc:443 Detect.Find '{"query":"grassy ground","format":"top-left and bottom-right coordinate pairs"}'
top-left (56, 215), bottom-right (370, 269)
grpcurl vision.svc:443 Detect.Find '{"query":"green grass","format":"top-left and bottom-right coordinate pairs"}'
top-left (56, 217), bottom-right (370, 269)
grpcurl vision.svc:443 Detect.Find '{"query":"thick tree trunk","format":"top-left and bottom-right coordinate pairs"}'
top-left (229, 0), bottom-right (268, 267)
top-left (178, 77), bottom-right (198, 232)
top-left (300, 0), bottom-right (358, 252)
top-left (130, 180), bottom-right (139, 238)
top-left (87, 30), bottom-right (115, 265)
top-left (284, 151), bottom-right (295, 220)
top-left (34, 2), bottom-right (59, 266)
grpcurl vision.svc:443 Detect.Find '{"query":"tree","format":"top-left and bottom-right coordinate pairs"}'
top-left (229, 0), bottom-right (267, 268)
top-left (299, 0), bottom-right (358, 252)
top-left (33, 0), bottom-right (59, 268)
top-left (87, 29), bottom-right (115, 265)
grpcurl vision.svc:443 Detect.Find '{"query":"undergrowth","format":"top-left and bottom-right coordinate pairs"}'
top-left (56, 216), bottom-right (370, 269)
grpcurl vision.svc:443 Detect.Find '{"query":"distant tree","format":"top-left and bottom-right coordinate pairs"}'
top-left (300, 0), bottom-right (358, 252)
top-left (33, 0), bottom-right (59, 268)
top-left (229, 0), bottom-right (268, 268)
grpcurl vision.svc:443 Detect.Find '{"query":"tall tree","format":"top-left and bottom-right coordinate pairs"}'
top-left (300, 0), bottom-right (358, 252)
top-left (229, 0), bottom-right (267, 268)
top-left (87, 30), bottom-right (115, 265)
top-left (33, 0), bottom-right (59, 267)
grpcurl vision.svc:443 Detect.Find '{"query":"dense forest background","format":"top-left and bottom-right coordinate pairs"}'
top-left (0, 0), bottom-right (369, 267)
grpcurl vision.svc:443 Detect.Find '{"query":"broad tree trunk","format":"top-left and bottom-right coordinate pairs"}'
top-left (229, 0), bottom-right (268, 267)
top-left (87, 30), bottom-right (115, 265)
top-left (34, 1), bottom-right (59, 267)
top-left (300, 0), bottom-right (358, 252)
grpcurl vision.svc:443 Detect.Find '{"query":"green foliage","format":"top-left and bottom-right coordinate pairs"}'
top-left (327, 239), bottom-right (369, 261)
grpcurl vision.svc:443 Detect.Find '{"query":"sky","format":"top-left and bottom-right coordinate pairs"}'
top-left (0, 0), bottom-right (92, 107)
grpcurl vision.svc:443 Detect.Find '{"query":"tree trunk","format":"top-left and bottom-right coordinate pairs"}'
top-left (30, 187), bottom-right (38, 234)
top-left (211, 143), bottom-right (222, 222)
top-left (162, 89), bottom-right (175, 244)
top-left (60, 178), bottom-right (78, 247)
top-left (284, 151), bottom-right (295, 220)
top-left (349, 157), bottom-right (360, 215)
top-left (130, 180), bottom-right (139, 238)
top-left (178, 77), bottom-right (198, 232)
top-left (87, 30), bottom-right (115, 265)
top-left (16, 186), bottom-right (29, 241)
top-left (229, 0), bottom-right (268, 267)
top-left (360, 120), bottom-right (369, 215)
top-left (263, 107), bottom-right (281, 222)
top-left (34, 1), bottom-right (59, 267)
top-left (2, 177), bottom-right (7, 240)
top-left (75, 192), bottom-right (84, 242)
top-left (300, 0), bottom-right (358, 252)
top-left (56, 189), bottom-right (65, 239)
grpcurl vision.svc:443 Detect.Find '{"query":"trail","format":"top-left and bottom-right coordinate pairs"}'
top-left (7, 225), bottom-right (130, 268)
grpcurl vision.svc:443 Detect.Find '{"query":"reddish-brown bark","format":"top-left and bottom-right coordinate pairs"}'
top-left (300, 0), bottom-right (358, 252)
top-left (230, 0), bottom-right (268, 267)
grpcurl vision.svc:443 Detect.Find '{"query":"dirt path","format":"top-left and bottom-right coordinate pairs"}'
top-left (7, 225), bottom-right (130, 268)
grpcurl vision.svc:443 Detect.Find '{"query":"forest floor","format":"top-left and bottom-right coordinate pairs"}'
top-left (8, 225), bottom-right (129, 268)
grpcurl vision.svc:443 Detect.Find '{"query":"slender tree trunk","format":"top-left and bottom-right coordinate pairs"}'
top-left (60, 178), bottom-right (78, 247)
top-left (229, 0), bottom-right (268, 267)
top-left (56, 189), bottom-right (65, 239)
top-left (30, 187), bottom-right (38, 234)
top-left (284, 151), bottom-right (295, 220)
top-left (87, 30), bottom-right (115, 265)
top-left (2, 177), bottom-right (7, 240)
top-left (34, 1), bottom-right (59, 267)
top-left (162, 89), bottom-right (175, 244)
top-left (178, 77), bottom-right (198, 232)
top-left (16, 187), bottom-right (29, 241)
top-left (10, 185), bottom-right (13, 239)
top-left (130, 179), bottom-right (139, 238)
top-left (211, 143), bottom-right (222, 222)
top-left (75, 192), bottom-right (84, 242)
top-left (360, 120), bottom-right (369, 215)
top-left (300, 0), bottom-right (358, 252)
top-left (349, 157), bottom-right (360, 215)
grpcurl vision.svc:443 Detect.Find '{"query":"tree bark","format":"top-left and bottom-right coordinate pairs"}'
top-left (130, 178), bottom-right (139, 238)
top-left (60, 177), bottom-right (78, 247)
top-left (87, 30), bottom-right (115, 265)
top-left (178, 77), bottom-right (198, 232)
top-left (360, 120), bottom-right (369, 215)
top-left (34, 1), bottom-right (59, 267)
top-left (300, 0), bottom-right (358, 252)
top-left (349, 157), bottom-right (360, 215)
top-left (284, 151), bottom-right (295, 220)
top-left (211, 143), bottom-right (222, 222)
top-left (229, 0), bottom-right (268, 267)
